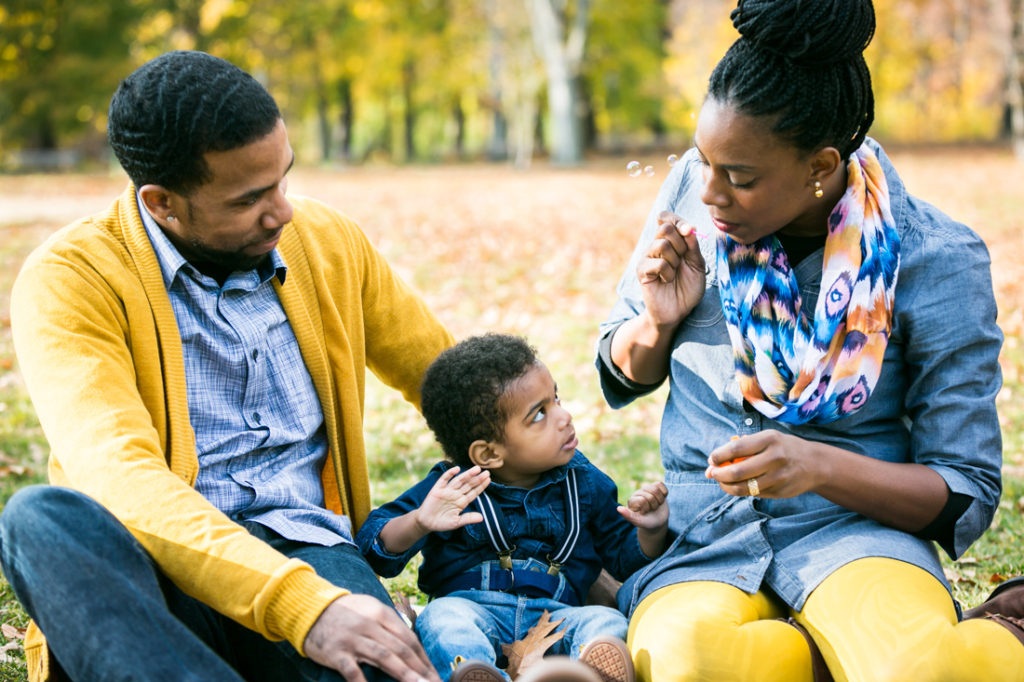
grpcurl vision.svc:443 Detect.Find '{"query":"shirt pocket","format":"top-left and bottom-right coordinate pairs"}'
top-left (682, 285), bottom-right (725, 329)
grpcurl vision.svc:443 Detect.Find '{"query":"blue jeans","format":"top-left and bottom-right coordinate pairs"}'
top-left (415, 585), bottom-right (627, 681)
top-left (0, 485), bottom-right (397, 682)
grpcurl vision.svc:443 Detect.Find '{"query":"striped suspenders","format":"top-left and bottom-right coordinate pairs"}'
top-left (474, 468), bottom-right (581, 575)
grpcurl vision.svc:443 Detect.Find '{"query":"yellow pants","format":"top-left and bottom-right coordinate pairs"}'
top-left (627, 558), bottom-right (1024, 682)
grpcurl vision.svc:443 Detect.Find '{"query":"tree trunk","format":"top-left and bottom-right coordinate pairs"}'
top-left (402, 59), bottom-right (416, 162)
top-left (453, 97), bottom-right (466, 159)
top-left (486, 0), bottom-right (510, 161)
top-left (525, 0), bottom-right (590, 165)
top-left (338, 78), bottom-right (353, 163)
top-left (1009, 0), bottom-right (1024, 161)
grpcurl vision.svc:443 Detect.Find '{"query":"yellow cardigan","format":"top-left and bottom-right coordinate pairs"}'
top-left (10, 186), bottom-right (454, 680)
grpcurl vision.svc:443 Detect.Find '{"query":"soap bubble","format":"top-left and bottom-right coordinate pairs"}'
top-left (644, 165), bottom-right (655, 177)
top-left (667, 154), bottom-right (679, 167)
top-left (626, 161), bottom-right (642, 177)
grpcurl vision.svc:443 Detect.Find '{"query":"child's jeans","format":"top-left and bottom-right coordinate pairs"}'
top-left (415, 588), bottom-right (627, 682)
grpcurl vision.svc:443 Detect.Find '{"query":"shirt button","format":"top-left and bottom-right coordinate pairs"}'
top-left (252, 349), bottom-right (259, 361)
top-left (744, 417), bottom-right (753, 426)
top-left (252, 412), bottom-right (261, 423)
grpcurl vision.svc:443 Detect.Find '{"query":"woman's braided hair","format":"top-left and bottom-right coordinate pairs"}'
top-left (108, 51), bottom-right (281, 195)
top-left (708, 0), bottom-right (876, 158)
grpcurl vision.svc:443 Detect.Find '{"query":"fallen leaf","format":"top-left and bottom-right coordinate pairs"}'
top-left (0, 465), bottom-right (28, 478)
top-left (500, 610), bottom-right (565, 679)
top-left (393, 593), bottom-right (418, 628)
top-left (943, 566), bottom-right (977, 586)
top-left (1, 623), bottom-right (25, 640)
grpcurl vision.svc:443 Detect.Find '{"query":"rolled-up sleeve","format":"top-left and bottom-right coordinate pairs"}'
top-left (596, 153), bottom-right (699, 409)
top-left (355, 465), bottom-right (448, 577)
top-left (898, 201), bottom-right (1003, 559)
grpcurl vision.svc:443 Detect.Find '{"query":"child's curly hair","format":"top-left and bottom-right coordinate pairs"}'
top-left (420, 333), bottom-right (539, 467)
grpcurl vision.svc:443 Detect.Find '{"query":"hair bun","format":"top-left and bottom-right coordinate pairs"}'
top-left (730, 0), bottom-right (875, 66)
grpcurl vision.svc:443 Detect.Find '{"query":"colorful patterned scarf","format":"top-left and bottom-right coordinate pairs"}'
top-left (717, 144), bottom-right (900, 424)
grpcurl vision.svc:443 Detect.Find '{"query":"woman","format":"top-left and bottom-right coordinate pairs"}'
top-left (597, 1), bottom-right (1023, 680)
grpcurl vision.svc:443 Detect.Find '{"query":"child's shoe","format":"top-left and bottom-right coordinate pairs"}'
top-left (516, 657), bottom-right (602, 682)
top-left (579, 635), bottom-right (634, 682)
top-left (450, 659), bottom-right (506, 682)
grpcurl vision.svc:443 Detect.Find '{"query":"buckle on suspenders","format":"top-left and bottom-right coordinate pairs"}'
top-left (475, 469), bottom-right (581, 579)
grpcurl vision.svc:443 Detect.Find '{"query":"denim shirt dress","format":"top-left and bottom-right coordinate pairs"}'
top-left (356, 452), bottom-right (652, 606)
top-left (598, 138), bottom-right (1003, 616)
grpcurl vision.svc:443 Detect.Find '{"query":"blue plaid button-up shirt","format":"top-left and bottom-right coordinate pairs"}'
top-left (140, 199), bottom-right (353, 546)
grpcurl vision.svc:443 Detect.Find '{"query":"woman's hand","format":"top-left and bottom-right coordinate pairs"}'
top-left (610, 212), bottom-right (707, 385)
top-left (705, 431), bottom-right (950, 533)
top-left (705, 431), bottom-right (823, 499)
top-left (636, 211), bottom-right (707, 329)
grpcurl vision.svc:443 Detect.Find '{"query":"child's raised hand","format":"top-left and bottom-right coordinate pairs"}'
top-left (415, 465), bottom-right (490, 533)
top-left (617, 481), bottom-right (669, 530)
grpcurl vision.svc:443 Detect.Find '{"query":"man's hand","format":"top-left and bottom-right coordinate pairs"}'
top-left (303, 594), bottom-right (440, 682)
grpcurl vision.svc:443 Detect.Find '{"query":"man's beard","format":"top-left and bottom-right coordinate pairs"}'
top-left (191, 239), bottom-right (268, 271)
top-left (180, 238), bottom-right (271, 281)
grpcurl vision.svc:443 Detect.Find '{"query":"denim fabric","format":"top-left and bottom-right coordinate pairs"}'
top-left (0, 486), bottom-right (395, 682)
top-left (598, 138), bottom-right (1003, 614)
top-left (415, 586), bottom-right (627, 681)
top-left (355, 452), bottom-right (650, 603)
top-left (139, 200), bottom-right (354, 548)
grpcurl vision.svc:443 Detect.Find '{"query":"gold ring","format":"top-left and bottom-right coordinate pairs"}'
top-left (747, 477), bottom-right (760, 497)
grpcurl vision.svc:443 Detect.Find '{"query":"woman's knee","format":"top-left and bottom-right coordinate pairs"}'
top-left (628, 584), bottom-right (806, 682)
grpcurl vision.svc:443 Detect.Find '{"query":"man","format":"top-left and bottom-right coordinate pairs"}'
top-left (0, 50), bottom-right (451, 682)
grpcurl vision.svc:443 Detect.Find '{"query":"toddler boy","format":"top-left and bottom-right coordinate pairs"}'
top-left (356, 334), bottom-right (668, 682)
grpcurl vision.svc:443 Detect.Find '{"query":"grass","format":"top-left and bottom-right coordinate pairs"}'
top-left (0, 146), bottom-right (1021, 677)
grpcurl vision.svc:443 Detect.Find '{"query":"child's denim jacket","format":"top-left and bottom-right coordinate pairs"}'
top-left (356, 452), bottom-right (654, 607)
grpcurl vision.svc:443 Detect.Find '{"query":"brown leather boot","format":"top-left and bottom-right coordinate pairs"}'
top-left (963, 576), bottom-right (1024, 645)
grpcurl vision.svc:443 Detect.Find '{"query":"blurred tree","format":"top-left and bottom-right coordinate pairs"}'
top-left (1, 0), bottom-right (1020, 165)
top-left (585, 0), bottom-right (669, 152)
top-left (525, 0), bottom-right (590, 165)
top-left (0, 0), bottom-right (147, 161)
top-left (1008, 0), bottom-right (1024, 160)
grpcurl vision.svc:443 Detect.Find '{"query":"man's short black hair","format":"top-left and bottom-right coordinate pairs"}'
top-left (107, 50), bottom-right (281, 195)
top-left (420, 334), bottom-right (540, 467)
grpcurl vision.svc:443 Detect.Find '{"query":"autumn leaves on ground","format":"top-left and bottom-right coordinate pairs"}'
top-left (0, 147), bottom-right (1021, 678)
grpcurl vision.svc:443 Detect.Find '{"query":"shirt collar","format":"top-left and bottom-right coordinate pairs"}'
top-left (136, 193), bottom-right (287, 289)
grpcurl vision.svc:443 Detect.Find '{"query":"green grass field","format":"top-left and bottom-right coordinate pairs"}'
top-left (0, 147), bottom-right (1020, 678)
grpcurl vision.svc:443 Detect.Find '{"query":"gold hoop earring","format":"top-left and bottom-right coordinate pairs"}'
top-left (814, 181), bottom-right (824, 198)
